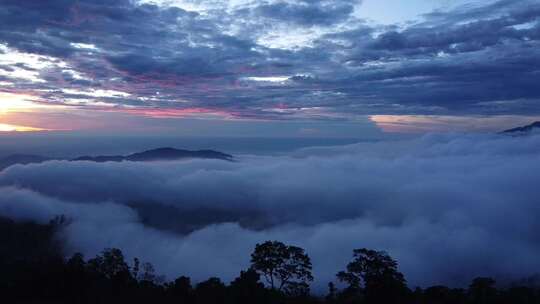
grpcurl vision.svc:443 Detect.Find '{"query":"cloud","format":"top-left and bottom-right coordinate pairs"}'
top-left (0, 0), bottom-right (539, 120)
top-left (0, 186), bottom-right (138, 226)
top-left (252, 0), bottom-right (357, 26)
top-left (1, 132), bottom-right (540, 290)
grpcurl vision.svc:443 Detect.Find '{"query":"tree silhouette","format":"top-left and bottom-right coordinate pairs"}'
top-left (421, 285), bottom-right (467, 304)
top-left (0, 220), bottom-right (539, 304)
top-left (337, 248), bottom-right (409, 303)
top-left (132, 257), bottom-right (141, 279)
top-left (468, 277), bottom-right (497, 304)
top-left (87, 248), bottom-right (130, 280)
top-left (250, 240), bottom-right (314, 294)
top-left (195, 277), bottom-right (227, 304)
top-left (167, 275), bottom-right (194, 303)
top-left (140, 261), bottom-right (161, 283)
top-left (229, 269), bottom-right (270, 304)
top-left (325, 282), bottom-right (337, 303)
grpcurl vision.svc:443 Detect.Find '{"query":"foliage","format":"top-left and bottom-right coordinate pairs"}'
top-left (337, 248), bottom-right (409, 303)
top-left (1, 217), bottom-right (540, 304)
top-left (250, 240), bottom-right (314, 295)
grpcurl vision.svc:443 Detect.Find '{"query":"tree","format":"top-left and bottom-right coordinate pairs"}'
top-left (229, 269), bottom-right (269, 304)
top-left (87, 248), bottom-right (131, 281)
top-left (337, 248), bottom-right (408, 303)
top-left (132, 257), bottom-right (140, 279)
top-left (250, 240), bottom-right (314, 294)
top-left (230, 268), bottom-right (264, 291)
top-left (468, 277), bottom-right (497, 304)
top-left (66, 252), bottom-right (85, 270)
top-left (421, 285), bottom-right (467, 304)
top-left (64, 253), bottom-right (88, 301)
top-left (167, 276), bottom-right (193, 303)
top-left (195, 277), bottom-right (227, 304)
top-left (140, 262), bottom-right (157, 282)
top-left (325, 282), bottom-right (337, 303)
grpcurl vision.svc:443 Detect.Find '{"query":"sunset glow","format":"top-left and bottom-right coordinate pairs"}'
top-left (0, 123), bottom-right (47, 132)
top-left (0, 92), bottom-right (61, 131)
top-left (0, 92), bottom-right (44, 113)
top-left (370, 115), bottom-right (540, 133)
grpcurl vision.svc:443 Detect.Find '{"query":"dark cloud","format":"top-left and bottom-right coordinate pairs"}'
top-left (253, 0), bottom-right (357, 26)
top-left (0, 0), bottom-right (539, 118)
top-left (1, 133), bottom-right (540, 290)
top-left (367, 5), bottom-right (540, 57)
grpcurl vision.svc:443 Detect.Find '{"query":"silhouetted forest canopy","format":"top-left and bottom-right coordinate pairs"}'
top-left (1, 216), bottom-right (539, 304)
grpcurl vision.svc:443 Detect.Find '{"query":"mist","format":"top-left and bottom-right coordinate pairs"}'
top-left (1, 132), bottom-right (540, 290)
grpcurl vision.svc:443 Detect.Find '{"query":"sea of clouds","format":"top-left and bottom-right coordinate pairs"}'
top-left (1, 132), bottom-right (540, 290)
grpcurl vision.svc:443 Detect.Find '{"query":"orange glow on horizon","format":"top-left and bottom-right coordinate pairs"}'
top-left (0, 92), bottom-right (45, 113)
top-left (0, 91), bottom-right (71, 132)
top-left (370, 115), bottom-right (540, 133)
top-left (0, 123), bottom-right (48, 132)
top-left (370, 115), bottom-right (440, 133)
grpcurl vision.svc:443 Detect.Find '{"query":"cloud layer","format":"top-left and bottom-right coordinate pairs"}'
top-left (0, 0), bottom-right (539, 120)
top-left (1, 132), bottom-right (540, 290)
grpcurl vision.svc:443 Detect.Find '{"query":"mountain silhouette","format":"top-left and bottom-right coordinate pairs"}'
top-left (502, 121), bottom-right (540, 134)
top-left (0, 148), bottom-right (233, 171)
top-left (127, 147), bottom-right (233, 161)
top-left (73, 148), bottom-right (233, 162)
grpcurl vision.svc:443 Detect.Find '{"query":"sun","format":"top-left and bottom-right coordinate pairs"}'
top-left (0, 123), bottom-right (46, 132)
top-left (0, 92), bottom-right (41, 113)
top-left (0, 92), bottom-right (54, 132)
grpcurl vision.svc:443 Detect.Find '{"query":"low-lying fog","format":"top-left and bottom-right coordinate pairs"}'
top-left (1, 132), bottom-right (540, 290)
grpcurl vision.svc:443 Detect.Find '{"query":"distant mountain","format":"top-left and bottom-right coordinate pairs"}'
top-left (73, 147), bottom-right (233, 162)
top-left (0, 154), bottom-right (52, 171)
top-left (126, 148), bottom-right (233, 161)
top-left (0, 148), bottom-right (233, 171)
top-left (502, 121), bottom-right (540, 134)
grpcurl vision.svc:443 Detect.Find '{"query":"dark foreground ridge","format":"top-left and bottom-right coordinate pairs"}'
top-left (501, 121), bottom-right (540, 134)
top-left (0, 148), bottom-right (233, 171)
top-left (1, 217), bottom-right (539, 304)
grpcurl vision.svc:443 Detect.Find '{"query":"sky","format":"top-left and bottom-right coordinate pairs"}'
top-left (0, 0), bottom-right (539, 136)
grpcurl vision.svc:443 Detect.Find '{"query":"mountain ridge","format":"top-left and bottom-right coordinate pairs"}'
top-left (501, 121), bottom-right (540, 134)
top-left (73, 147), bottom-right (233, 162)
top-left (0, 147), bottom-right (233, 171)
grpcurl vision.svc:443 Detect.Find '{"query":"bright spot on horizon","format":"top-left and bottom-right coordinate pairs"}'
top-left (0, 123), bottom-right (47, 132)
top-left (0, 92), bottom-right (40, 112)
top-left (0, 92), bottom-right (51, 113)
top-left (0, 92), bottom-right (62, 132)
